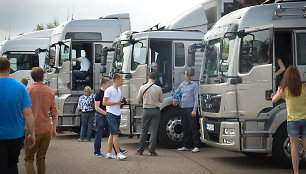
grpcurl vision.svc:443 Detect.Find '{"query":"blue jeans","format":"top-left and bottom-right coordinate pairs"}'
top-left (94, 112), bottom-right (109, 154)
top-left (106, 112), bottom-right (121, 135)
top-left (72, 71), bottom-right (86, 87)
top-left (80, 111), bottom-right (94, 141)
top-left (287, 119), bottom-right (306, 137)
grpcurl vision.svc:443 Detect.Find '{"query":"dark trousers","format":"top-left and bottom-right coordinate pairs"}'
top-left (181, 108), bottom-right (200, 148)
top-left (137, 108), bottom-right (160, 154)
top-left (0, 137), bottom-right (24, 174)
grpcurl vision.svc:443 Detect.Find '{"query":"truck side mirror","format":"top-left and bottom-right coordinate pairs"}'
top-left (187, 68), bottom-right (195, 77)
top-left (221, 37), bottom-right (229, 60)
top-left (101, 47), bottom-right (108, 65)
top-left (187, 44), bottom-right (196, 67)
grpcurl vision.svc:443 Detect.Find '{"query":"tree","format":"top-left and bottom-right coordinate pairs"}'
top-left (34, 18), bottom-right (59, 31)
top-left (34, 24), bottom-right (44, 31)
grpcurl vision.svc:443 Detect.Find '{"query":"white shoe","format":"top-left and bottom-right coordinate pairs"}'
top-left (177, 147), bottom-right (190, 151)
top-left (192, 147), bottom-right (200, 153)
top-left (105, 153), bottom-right (116, 159)
top-left (116, 152), bottom-right (127, 160)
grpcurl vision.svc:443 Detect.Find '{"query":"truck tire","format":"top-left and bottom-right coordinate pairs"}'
top-left (272, 123), bottom-right (305, 168)
top-left (158, 107), bottom-right (184, 148)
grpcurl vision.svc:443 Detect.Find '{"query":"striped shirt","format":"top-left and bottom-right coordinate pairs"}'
top-left (177, 80), bottom-right (199, 111)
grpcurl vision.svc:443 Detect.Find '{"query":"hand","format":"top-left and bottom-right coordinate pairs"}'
top-left (173, 99), bottom-right (178, 106)
top-left (191, 111), bottom-right (196, 117)
top-left (52, 128), bottom-right (57, 139)
top-left (27, 134), bottom-right (36, 149)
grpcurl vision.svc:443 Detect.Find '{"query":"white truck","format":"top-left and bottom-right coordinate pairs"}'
top-left (103, 0), bottom-right (251, 148)
top-left (196, 0), bottom-right (306, 166)
top-left (0, 29), bottom-right (52, 85)
top-left (43, 14), bottom-right (131, 133)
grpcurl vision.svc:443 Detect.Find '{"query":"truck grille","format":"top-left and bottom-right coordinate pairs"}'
top-left (203, 117), bottom-right (221, 143)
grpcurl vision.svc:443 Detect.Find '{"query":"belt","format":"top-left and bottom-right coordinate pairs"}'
top-left (144, 107), bottom-right (160, 109)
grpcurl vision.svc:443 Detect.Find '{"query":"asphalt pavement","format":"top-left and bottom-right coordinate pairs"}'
top-left (17, 132), bottom-right (305, 174)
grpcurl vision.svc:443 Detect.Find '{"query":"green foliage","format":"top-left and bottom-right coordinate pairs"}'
top-left (34, 18), bottom-right (59, 31)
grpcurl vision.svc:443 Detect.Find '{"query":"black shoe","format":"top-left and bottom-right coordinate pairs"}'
top-left (136, 152), bottom-right (143, 156)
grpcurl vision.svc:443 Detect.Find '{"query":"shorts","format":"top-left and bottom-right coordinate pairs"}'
top-left (106, 112), bottom-right (121, 135)
top-left (287, 119), bottom-right (306, 137)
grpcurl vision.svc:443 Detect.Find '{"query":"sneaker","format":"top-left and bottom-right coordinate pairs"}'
top-left (105, 153), bottom-right (116, 159)
top-left (177, 147), bottom-right (190, 151)
top-left (94, 153), bottom-right (104, 158)
top-left (192, 147), bottom-right (200, 153)
top-left (116, 152), bottom-right (127, 160)
top-left (78, 139), bottom-right (84, 142)
top-left (149, 152), bottom-right (158, 156)
top-left (120, 149), bottom-right (128, 154)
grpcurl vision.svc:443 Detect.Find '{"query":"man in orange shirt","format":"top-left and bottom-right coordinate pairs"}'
top-left (24, 67), bottom-right (57, 174)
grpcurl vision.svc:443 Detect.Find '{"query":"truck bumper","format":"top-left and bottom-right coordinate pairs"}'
top-left (199, 117), bottom-right (241, 151)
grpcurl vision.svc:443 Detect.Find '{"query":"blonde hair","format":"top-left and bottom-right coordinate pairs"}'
top-left (84, 86), bottom-right (92, 96)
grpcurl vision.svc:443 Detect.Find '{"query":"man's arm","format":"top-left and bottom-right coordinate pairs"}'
top-left (72, 58), bottom-right (79, 62)
top-left (192, 83), bottom-right (199, 116)
top-left (50, 98), bottom-right (58, 139)
top-left (95, 101), bottom-right (106, 115)
top-left (137, 86), bottom-right (143, 103)
top-left (103, 97), bottom-right (121, 106)
top-left (159, 88), bottom-right (163, 103)
top-left (22, 107), bottom-right (35, 149)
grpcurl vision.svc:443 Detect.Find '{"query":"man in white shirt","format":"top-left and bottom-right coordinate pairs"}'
top-left (72, 57), bottom-right (91, 88)
top-left (103, 73), bottom-right (127, 160)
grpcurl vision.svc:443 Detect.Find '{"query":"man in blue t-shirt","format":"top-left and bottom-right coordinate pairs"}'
top-left (0, 57), bottom-right (36, 174)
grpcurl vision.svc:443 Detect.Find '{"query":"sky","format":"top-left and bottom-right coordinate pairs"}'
top-left (0, 0), bottom-right (205, 40)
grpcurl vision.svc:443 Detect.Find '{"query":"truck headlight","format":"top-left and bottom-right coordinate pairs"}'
top-left (223, 138), bottom-right (234, 145)
top-left (224, 128), bottom-right (235, 135)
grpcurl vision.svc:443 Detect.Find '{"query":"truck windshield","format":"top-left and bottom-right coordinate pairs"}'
top-left (200, 38), bottom-right (221, 83)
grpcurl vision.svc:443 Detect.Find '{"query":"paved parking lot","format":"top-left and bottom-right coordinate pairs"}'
top-left (17, 132), bottom-right (305, 174)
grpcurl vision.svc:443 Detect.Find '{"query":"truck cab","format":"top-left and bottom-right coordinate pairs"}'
top-left (198, 1), bottom-right (306, 166)
top-left (0, 29), bottom-right (52, 85)
top-left (44, 14), bottom-right (131, 133)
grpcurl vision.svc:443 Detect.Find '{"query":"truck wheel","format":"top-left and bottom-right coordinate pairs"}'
top-left (272, 123), bottom-right (305, 168)
top-left (158, 108), bottom-right (184, 148)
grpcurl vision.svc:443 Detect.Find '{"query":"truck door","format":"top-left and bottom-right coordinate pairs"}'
top-left (172, 42), bottom-right (186, 90)
top-left (56, 39), bottom-right (72, 94)
top-left (129, 37), bottom-right (149, 104)
top-left (92, 43), bottom-right (103, 92)
top-left (295, 30), bottom-right (306, 81)
top-left (236, 27), bottom-right (273, 119)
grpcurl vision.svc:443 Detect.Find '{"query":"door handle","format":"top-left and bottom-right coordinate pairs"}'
top-left (265, 89), bottom-right (273, 100)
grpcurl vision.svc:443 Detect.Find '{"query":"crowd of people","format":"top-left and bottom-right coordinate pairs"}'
top-left (1, 55), bottom-right (306, 174)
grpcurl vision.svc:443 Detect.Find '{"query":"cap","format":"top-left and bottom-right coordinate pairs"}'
top-left (151, 62), bottom-right (158, 67)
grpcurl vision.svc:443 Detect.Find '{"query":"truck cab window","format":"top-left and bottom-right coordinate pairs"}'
top-left (296, 33), bottom-right (306, 65)
top-left (239, 29), bottom-right (270, 73)
top-left (59, 44), bottom-right (70, 67)
top-left (131, 40), bottom-right (147, 71)
top-left (7, 54), bottom-right (39, 74)
top-left (175, 43), bottom-right (185, 67)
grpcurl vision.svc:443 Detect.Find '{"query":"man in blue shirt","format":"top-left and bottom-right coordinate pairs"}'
top-left (0, 57), bottom-right (36, 174)
top-left (174, 69), bottom-right (200, 153)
